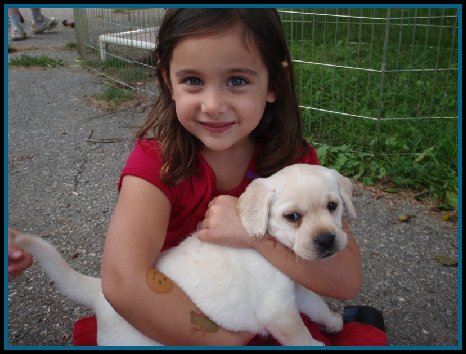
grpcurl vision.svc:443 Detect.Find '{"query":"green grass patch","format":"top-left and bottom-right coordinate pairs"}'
top-left (65, 42), bottom-right (77, 50)
top-left (9, 54), bottom-right (65, 68)
top-left (315, 142), bottom-right (457, 210)
top-left (90, 83), bottom-right (137, 109)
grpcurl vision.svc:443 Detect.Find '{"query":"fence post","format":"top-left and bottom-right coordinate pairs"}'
top-left (74, 9), bottom-right (90, 62)
top-left (375, 8), bottom-right (391, 156)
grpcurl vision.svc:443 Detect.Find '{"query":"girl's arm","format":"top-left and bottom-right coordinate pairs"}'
top-left (252, 222), bottom-right (362, 300)
top-left (197, 195), bottom-right (362, 300)
top-left (101, 176), bottom-right (254, 345)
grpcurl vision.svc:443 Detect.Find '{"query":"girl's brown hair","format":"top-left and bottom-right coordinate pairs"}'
top-left (136, 9), bottom-right (308, 185)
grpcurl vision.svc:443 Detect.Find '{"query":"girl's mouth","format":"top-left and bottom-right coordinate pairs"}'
top-left (199, 122), bottom-right (235, 134)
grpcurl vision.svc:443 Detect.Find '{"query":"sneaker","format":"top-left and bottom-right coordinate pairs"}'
top-left (11, 27), bottom-right (27, 41)
top-left (31, 15), bottom-right (58, 34)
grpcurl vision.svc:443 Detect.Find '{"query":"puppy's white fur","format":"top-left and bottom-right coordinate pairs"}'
top-left (16, 164), bottom-right (356, 346)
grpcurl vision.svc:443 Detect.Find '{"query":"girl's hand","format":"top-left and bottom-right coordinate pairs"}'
top-left (8, 227), bottom-right (33, 281)
top-left (196, 195), bottom-right (256, 249)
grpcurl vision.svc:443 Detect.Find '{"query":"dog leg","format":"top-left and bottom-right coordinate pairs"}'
top-left (296, 285), bottom-right (343, 333)
top-left (261, 307), bottom-right (325, 346)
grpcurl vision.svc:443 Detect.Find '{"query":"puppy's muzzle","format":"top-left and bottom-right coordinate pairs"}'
top-left (314, 233), bottom-right (337, 258)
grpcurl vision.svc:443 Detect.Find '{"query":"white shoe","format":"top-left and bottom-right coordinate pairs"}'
top-left (11, 26), bottom-right (27, 41)
top-left (31, 15), bottom-right (58, 34)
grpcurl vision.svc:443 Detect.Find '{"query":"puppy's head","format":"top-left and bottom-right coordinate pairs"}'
top-left (238, 164), bottom-right (357, 261)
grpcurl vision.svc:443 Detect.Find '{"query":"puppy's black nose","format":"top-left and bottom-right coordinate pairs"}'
top-left (314, 233), bottom-right (335, 251)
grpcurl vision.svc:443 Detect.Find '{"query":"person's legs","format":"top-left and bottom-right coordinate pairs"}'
top-left (8, 8), bottom-right (27, 41)
top-left (30, 8), bottom-right (58, 34)
top-left (30, 8), bottom-right (43, 23)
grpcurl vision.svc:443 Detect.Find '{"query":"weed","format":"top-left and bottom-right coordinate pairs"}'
top-left (65, 42), bottom-right (77, 50)
top-left (89, 83), bottom-right (139, 110)
top-left (315, 142), bottom-right (458, 210)
top-left (9, 54), bottom-right (65, 68)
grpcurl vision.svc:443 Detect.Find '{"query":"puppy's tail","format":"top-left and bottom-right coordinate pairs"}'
top-left (15, 233), bottom-right (102, 310)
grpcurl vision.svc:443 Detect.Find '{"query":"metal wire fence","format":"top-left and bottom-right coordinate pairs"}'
top-left (74, 7), bottom-right (458, 169)
top-left (280, 8), bottom-right (458, 163)
top-left (74, 8), bottom-right (164, 95)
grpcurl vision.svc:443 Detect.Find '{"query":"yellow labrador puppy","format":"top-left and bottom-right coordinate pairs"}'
top-left (16, 164), bottom-right (356, 346)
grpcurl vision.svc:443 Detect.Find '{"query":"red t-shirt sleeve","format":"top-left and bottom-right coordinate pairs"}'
top-left (298, 143), bottom-right (321, 165)
top-left (118, 139), bottom-right (175, 204)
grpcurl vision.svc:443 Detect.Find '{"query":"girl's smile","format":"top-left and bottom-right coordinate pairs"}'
top-left (199, 121), bottom-right (237, 135)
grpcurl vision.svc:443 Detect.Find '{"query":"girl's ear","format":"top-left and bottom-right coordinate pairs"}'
top-left (266, 90), bottom-right (277, 103)
top-left (266, 60), bottom-right (290, 103)
top-left (282, 60), bottom-right (290, 81)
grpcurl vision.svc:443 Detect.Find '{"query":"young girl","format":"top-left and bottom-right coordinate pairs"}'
top-left (74, 9), bottom-right (386, 346)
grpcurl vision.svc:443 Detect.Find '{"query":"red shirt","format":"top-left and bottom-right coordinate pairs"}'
top-left (118, 139), bottom-right (320, 251)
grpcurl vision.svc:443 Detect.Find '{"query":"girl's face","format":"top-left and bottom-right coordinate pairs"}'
top-left (168, 25), bottom-right (276, 153)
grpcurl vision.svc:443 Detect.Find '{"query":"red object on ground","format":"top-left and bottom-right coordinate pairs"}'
top-left (73, 315), bottom-right (387, 346)
top-left (62, 19), bottom-right (75, 28)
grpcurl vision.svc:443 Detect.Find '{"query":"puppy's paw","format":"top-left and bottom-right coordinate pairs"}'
top-left (309, 339), bottom-right (326, 346)
top-left (319, 312), bottom-right (343, 333)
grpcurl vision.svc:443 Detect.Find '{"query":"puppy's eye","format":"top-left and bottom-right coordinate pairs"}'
top-left (327, 202), bottom-right (338, 212)
top-left (284, 212), bottom-right (301, 223)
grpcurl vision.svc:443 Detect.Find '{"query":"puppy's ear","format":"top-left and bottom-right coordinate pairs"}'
top-left (330, 169), bottom-right (357, 220)
top-left (238, 179), bottom-right (274, 239)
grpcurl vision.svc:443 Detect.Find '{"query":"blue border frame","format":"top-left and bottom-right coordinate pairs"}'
top-left (4, 3), bottom-right (462, 351)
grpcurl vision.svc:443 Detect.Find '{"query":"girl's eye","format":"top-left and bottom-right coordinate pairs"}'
top-left (228, 77), bottom-right (248, 87)
top-left (184, 77), bottom-right (202, 86)
top-left (284, 212), bottom-right (301, 223)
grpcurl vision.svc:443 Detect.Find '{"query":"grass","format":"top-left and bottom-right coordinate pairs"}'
top-left (314, 141), bottom-right (458, 211)
top-left (279, 8), bottom-right (458, 211)
top-left (90, 83), bottom-right (138, 109)
top-left (65, 42), bottom-right (77, 50)
top-left (9, 54), bottom-right (65, 68)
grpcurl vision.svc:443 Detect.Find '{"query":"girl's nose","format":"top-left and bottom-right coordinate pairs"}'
top-left (200, 88), bottom-right (227, 115)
